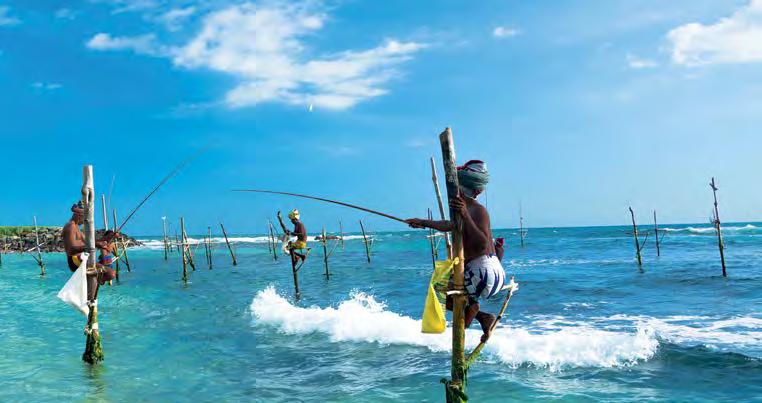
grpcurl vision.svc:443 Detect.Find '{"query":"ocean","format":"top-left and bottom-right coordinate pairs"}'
top-left (1, 223), bottom-right (760, 402)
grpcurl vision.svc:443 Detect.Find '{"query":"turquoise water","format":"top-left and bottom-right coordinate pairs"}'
top-left (1, 223), bottom-right (761, 402)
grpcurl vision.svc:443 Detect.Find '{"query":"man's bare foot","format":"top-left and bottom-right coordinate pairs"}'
top-left (476, 312), bottom-right (497, 343)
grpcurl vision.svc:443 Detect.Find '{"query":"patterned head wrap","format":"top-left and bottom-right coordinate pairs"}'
top-left (71, 201), bottom-right (85, 214)
top-left (288, 209), bottom-right (300, 220)
top-left (457, 160), bottom-right (489, 197)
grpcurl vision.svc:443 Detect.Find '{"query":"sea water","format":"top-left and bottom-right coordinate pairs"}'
top-left (1, 224), bottom-right (760, 402)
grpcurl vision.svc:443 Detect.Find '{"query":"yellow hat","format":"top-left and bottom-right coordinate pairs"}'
top-left (288, 209), bottom-right (300, 220)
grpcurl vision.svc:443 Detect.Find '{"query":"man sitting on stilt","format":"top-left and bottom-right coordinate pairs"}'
top-left (279, 209), bottom-right (309, 265)
top-left (405, 160), bottom-right (505, 342)
top-left (63, 202), bottom-right (117, 284)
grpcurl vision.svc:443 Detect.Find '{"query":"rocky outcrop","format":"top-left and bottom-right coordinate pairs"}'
top-left (0, 227), bottom-right (141, 253)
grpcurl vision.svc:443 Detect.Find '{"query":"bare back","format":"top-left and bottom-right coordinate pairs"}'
top-left (62, 219), bottom-right (85, 255)
top-left (462, 200), bottom-right (495, 263)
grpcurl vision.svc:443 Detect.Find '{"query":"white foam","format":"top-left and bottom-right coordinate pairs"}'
top-left (662, 224), bottom-right (758, 234)
top-left (250, 287), bottom-right (658, 370)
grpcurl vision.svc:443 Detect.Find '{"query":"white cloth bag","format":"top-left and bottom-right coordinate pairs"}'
top-left (57, 252), bottom-right (90, 316)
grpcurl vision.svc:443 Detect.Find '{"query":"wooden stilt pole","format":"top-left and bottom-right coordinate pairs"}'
top-left (290, 249), bottom-right (301, 300)
top-left (654, 210), bottom-right (661, 257)
top-left (206, 226), bottom-right (213, 269)
top-left (268, 220), bottom-right (278, 261)
top-left (82, 165), bottom-right (104, 364)
top-left (439, 128), bottom-right (468, 402)
top-left (162, 217), bottom-right (168, 261)
top-left (111, 209), bottom-right (121, 281)
top-left (431, 156), bottom-right (453, 258)
top-left (428, 209), bottom-right (438, 271)
top-left (113, 209), bottom-right (130, 272)
top-left (183, 222), bottom-right (196, 271)
top-left (710, 178), bottom-right (727, 277)
top-left (629, 207), bottom-right (643, 266)
top-left (220, 222), bottom-right (237, 265)
top-left (359, 219), bottom-right (371, 263)
top-left (322, 226), bottom-right (330, 280)
top-left (339, 220), bottom-right (345, 251)
top-left (181, 217), bottom-right (188, 282)
top-left (519, 203), bottom-right (527, 247)
top-left (33, 216), bottom-right (45, 276)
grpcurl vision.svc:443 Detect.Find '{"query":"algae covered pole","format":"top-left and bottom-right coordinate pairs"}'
top-left (653, 210), bottom-right (661, 257)
top-left (33, 216), bottom-right (45, 276)
top-left (82, 165), bottom-right (104, 364)
top-left (710, 177), bottom-right (727, 277)
top-left (439, 128), bottom-right (468, 402)
top-left (628, 207), bottom-right (647, 266)
top-left (322, 226), bottom-right (330, 280)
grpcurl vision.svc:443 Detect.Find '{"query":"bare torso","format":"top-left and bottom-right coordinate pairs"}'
top-left (462, 200), bottom-right (495, 263)
top-left (62, 219), bottom-right (85, 255)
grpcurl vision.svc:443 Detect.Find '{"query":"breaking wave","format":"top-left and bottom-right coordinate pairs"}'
top-left (250, 287), bottom-right (658, 370)
top-left (661, 224), bottom-right (759, 235)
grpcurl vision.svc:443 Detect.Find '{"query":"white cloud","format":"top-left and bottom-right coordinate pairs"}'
top-left (668, 0), bottom-right (762, 66)
top-left (626, 53), bottom-right (658, 69)
top-left (157, 6), bottom-right (196, 31)
top-left (31, 82), bottom-right (63, 91)
top-left (0, 6), bottom-right (20, 26)
top-left (493, 26), bottom-right (519, 38)
top-left (88, 2), bottom-right (424, 110)
top-left (86, 33), bottom-right (165, 56)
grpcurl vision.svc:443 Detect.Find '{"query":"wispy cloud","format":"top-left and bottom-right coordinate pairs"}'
top-left (55, 8), bottom-right (78, 20)
top-left (0, 6), bottom-right (20, 26)
top-left (626, 53), bottom-right (658, 69)
top-left (86, 33), bottom-right (166, 56)
top-left (87, 2), bottom-right (425, 110)
top-left (492, 26), bottom-right (519, 38)
top-left (31, 82), bottom-right (63, 91)
top-left (316, 144), bottom-right (360, 157)
top-left (668, 0), bottom-right (762, 66)
top-left (157, 6), bottom-right (196, 31)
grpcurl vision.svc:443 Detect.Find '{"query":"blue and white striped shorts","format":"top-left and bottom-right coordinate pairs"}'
top-left (464, 255), bottom-right (506, 300)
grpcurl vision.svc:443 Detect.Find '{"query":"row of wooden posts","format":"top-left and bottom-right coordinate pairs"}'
top-left (627, 177), bottom-right (728, 277)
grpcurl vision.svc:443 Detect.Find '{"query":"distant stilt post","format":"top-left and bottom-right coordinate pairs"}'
top-left (322, 226), bottom-right (330, 280)
top-left (339, 220), bottom-right (345, 251)
top-left (206, 226), bottom-right (213, 269)
top-left (111, 209), bottom-right (121, 280)
top-left (268, 220), bottom-right (278, 261)
top-left (519, 204), bottom-right (527, 247)
top-left (33, 215), bottom-right (45, 276)
top-left (183, 221), bottom-right (196, 271)
top-left (653, 210), bottom-right (661, 257)
top-left (629, 207), bottom-right (643, 266)
top-left (82, 165), bottom-right (104, 364)
top-left (439, 128), bottom-right (468, 402)
top-left (162, 217), bottom-right (168, 261)
top-left (220, 223), bottom-right (237, 266)
top-left (431, 156), bottom-right (453, 258)
top-left (113, 209), bottom-right (130, 272)
top-left (359, 219), bottom-right (371, 263)
top-left (427, 209), bottom-right (437, 270)
top-left (710, 178), bottom-right (727, 277)
top-left (180, 217), bottom-right (188, 282)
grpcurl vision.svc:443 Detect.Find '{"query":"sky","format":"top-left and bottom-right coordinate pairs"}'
top-left (1, 0), bottom-right (762, 235)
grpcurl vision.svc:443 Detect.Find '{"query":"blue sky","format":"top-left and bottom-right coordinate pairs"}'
top-left (1, 0), bottom-right (761, 235)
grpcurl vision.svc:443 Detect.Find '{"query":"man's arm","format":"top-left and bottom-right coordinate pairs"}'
top-left (405, 218), bottom-right (454, 232)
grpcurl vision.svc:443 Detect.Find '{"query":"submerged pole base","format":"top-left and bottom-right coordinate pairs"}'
top-left (441, 378), bottom-right (468, 402)
top-left (82, 331), bottom-right (105, 364)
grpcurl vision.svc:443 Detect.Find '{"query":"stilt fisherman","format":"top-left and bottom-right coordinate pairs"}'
top-left (278, 209), bottom-right (308, 264)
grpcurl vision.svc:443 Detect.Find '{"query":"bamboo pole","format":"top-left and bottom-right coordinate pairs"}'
top-left (220, 222), bottom-right (237, 265)
top-left (322, 226), bottom-right (330, 279)
top-left (206, 226), bottom-right (213, 269)
top-left (82, 165), bottom-right (104, 364)
top-left (113, 209), bottom-right (130, 272)
top-left (428, 209), bottom-right (437, 271)
top-left (431, 157), bottom-right (453, 259)
top-left (359, 219), bottom-right (371, 263)
top-left (339, 220), bottom-right (345, 251)
top-left (710, 178), bottom-right (727, 277)
top-left (33, 216), bottom-right (45, 276)
top-left (439, 128), bottom-right (468, 402)
top-left (183, 222), bottom-right (196, 271)
top-left (101, 194), bottom-right (109, 232)
top-left (290, 248), bottom-right (301, 300)
top-left (268, 220), bottom-right (278, 261)
top-left (181, 217), bottom-right (188, 282)
top-left (162, 217), bottom-right (168, 261)
top-left (629, 207), bottom-right (643, 266)
top-left (653, 210), bottom-right (661, 257)
top-left (519, 204), bottom-right (527, 247)
top-left (111, 209), bottom-right (121, 281)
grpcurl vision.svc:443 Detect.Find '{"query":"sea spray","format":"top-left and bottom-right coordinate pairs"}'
top-left (250, 286), bottom-right (659, 370)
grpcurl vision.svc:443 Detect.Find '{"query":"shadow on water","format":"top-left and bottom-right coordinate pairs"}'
top-left (82, 362), bottom-right (108, 401)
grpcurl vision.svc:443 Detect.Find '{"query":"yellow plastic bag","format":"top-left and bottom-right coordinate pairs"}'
top-left (421, 258), bottom-right (457, 334)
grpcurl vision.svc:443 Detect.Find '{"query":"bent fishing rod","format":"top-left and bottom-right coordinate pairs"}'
top-left (232, 189), bottom-right (407, 224)
top-left (116, 147), bottom-right (208, 233)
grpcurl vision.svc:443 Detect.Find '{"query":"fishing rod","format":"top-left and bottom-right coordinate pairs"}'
top-left (116, 147), bottom-right (207, 233)
top-left (232, 189), bottom-right (407, 224)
